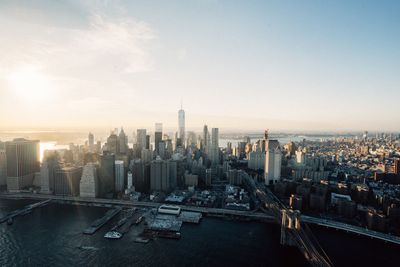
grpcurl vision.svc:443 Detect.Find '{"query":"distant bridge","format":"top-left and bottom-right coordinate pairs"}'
top-left (301, 215), bottom-right (400, 245)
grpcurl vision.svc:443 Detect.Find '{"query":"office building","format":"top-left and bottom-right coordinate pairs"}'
top-left (205, 168), bottom-right (212, 186)
top-left (203, 125), bottom-right (210, 153)
top-left (115, 160), bottom-right (125, 192)
top-left (6, 138), bottom-right (40, 192)
top-left (80, 163), bottom-right (98, 198)
top-left (264, 140), bottom-right (282, 185)
top-left (127, 171), bottom-right (133, 190)
top-left (98, 153), bottom-right (115, 197)
top-left (0, 149), bottom-right (6, 186)
top-left (178, 106), bottom-right (185, 147)
top-left (105, 132), bottom-right (118, 154)
top-left (54, 166), bottom-right (83, 196)
top-left (150, 158), bottom-right (171, 192)
top-left (184, 172), bottom-right (198, 187)
top-left (136, 129), bottom-right (147, 151)
top-left (154, 123), bottom-right (163, 154)
top-left (248, 151), bottom-right (265, 170)
top-left (118, 127), bottom-right (128, 154)
top-left (88, 132), bottom-right (94, 152)
top-left (131, 159), bottom-right (150, 193)
top-left (209, 128), bottom-right (219, 166)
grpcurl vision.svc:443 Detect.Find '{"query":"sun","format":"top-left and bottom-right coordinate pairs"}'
top-left (6, 65), bottom-right (53, 101)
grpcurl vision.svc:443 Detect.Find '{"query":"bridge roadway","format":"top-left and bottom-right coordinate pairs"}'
top-left (301, 215), bottom-right (400, 245)
top-left (0, 193), bottom-right (275, 221)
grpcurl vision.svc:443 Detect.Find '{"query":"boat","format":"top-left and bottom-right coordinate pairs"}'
top-left (78, 246), bottom-right (100, 251)
top-left (104, 231), bottom-right (122, 239)
top-left (7, 218), bottom-right (13, 225)
top-left (134, 237), bottom-right (149, 244)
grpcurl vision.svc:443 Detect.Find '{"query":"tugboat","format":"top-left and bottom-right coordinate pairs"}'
top-left (104, 231), bottom-right (122, 239)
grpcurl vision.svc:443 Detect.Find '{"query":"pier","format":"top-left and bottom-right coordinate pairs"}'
top-left (83, 206), bottom-right (122, 235)
top-left (0, 199), bottom-right (51, 224)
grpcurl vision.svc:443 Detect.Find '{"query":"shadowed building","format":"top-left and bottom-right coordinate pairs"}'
top-left (54, 166), bottom-right (82, 196)
top-left (6, 138), bottom-right (40, 192)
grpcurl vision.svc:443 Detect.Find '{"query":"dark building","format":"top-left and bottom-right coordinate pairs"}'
top-left (289, 194), bottom-right (303, 211)
top-left (6, 138), bottom-right (40, 192)
top-left (154, 123), bottom-right (163, 154)
top-left (131, 159), bottom-right (150, 193)
top-left (337, 199), bottom-right (357, 218)
top-left (54, 166), bottom-right (82, 196)
top-left (394, 159), bottom-right (400, 175)
top-left (146, 135), bottom-right (150, 150)
top-left (98, 153), bottom-right (115, 197)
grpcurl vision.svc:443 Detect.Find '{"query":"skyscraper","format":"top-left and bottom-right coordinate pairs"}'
top-left (150, 158), bottom-right (171, 192)
top-left (127, 171), bottom-right (133, 190)
top-left (264, 140), bottom-right (282, 185)
top-left (154, 123), bottom-right (163, 154)
top-left (203, 125), bottom-right (209, 153)
top-left (136, 129), bottom-right (147, 151)
top-left (54, 166), bottom-right (83, 196)
top-left (105, 132), bottom-right (118, 154)
top-left (98, 152), bottom-right (115, 197)
top-left (118, 127), bottom-right (128, 154)
top-left (88, 132), bottom-right (94, 152)
top-left (80, 163), bottom-right (98, 198)
top-left (0, 148), bottom-right (6, 186)
top-left (115, 160), bottom-right (124, 192)
top-left (6, 138), bottom-right (40, 192)
top-left (210, 128), bottom-right (219, 166)
top-left (178, 106), bottom-right (185, 146)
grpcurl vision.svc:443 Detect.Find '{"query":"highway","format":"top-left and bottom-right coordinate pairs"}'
top-left (0, 193), bottom-right (275, 221)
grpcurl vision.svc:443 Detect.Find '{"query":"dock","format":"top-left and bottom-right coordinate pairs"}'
top-left (0, 199), bottom-right (51, 224)
top-left (83, 206), bottom-right (122, 235)
top-left (178, 211), bottom-right (202, 224)
top-left (119, 210), bottom-right (143, 234)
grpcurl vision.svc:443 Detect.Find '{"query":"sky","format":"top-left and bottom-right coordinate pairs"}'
top-left (0, 0), bottom-right (399, 132)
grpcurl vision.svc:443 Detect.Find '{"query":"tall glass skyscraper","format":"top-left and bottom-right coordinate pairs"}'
top-left (178, 106), bottom-right (185, 146)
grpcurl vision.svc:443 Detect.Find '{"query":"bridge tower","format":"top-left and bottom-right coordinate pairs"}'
top-left (280, 209), bottom-right (301, 246)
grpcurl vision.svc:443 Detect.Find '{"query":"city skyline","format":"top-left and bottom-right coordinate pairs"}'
top-left (1, 0), bottom-right (400, 131)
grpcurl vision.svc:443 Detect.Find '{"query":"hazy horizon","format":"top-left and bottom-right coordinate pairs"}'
top-left (1, 0), bottom-right (399, 131)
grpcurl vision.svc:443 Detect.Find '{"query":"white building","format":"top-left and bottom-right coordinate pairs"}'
top-left (296, 150), bottom-right (306, 165)
top-left (80, 163), bottom-right (98, 198)
top-left (115, 160), bottom-right (124, 192)
top-left (264, 140), bottom-right (282, 185)
top-left (127, 171), bottom-right (133, 190)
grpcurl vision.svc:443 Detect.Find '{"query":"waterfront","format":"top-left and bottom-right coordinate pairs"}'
top-left (0, 199), bottom-right (306, 267)
top-left (1, 199), bottom-right (399, 267)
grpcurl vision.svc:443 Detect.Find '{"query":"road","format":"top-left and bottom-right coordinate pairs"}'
top-left (0, 193), bottom-right (275, 221)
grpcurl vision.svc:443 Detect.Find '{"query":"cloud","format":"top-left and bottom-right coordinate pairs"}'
top-left (0, 12), bottom-right (157, 91)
